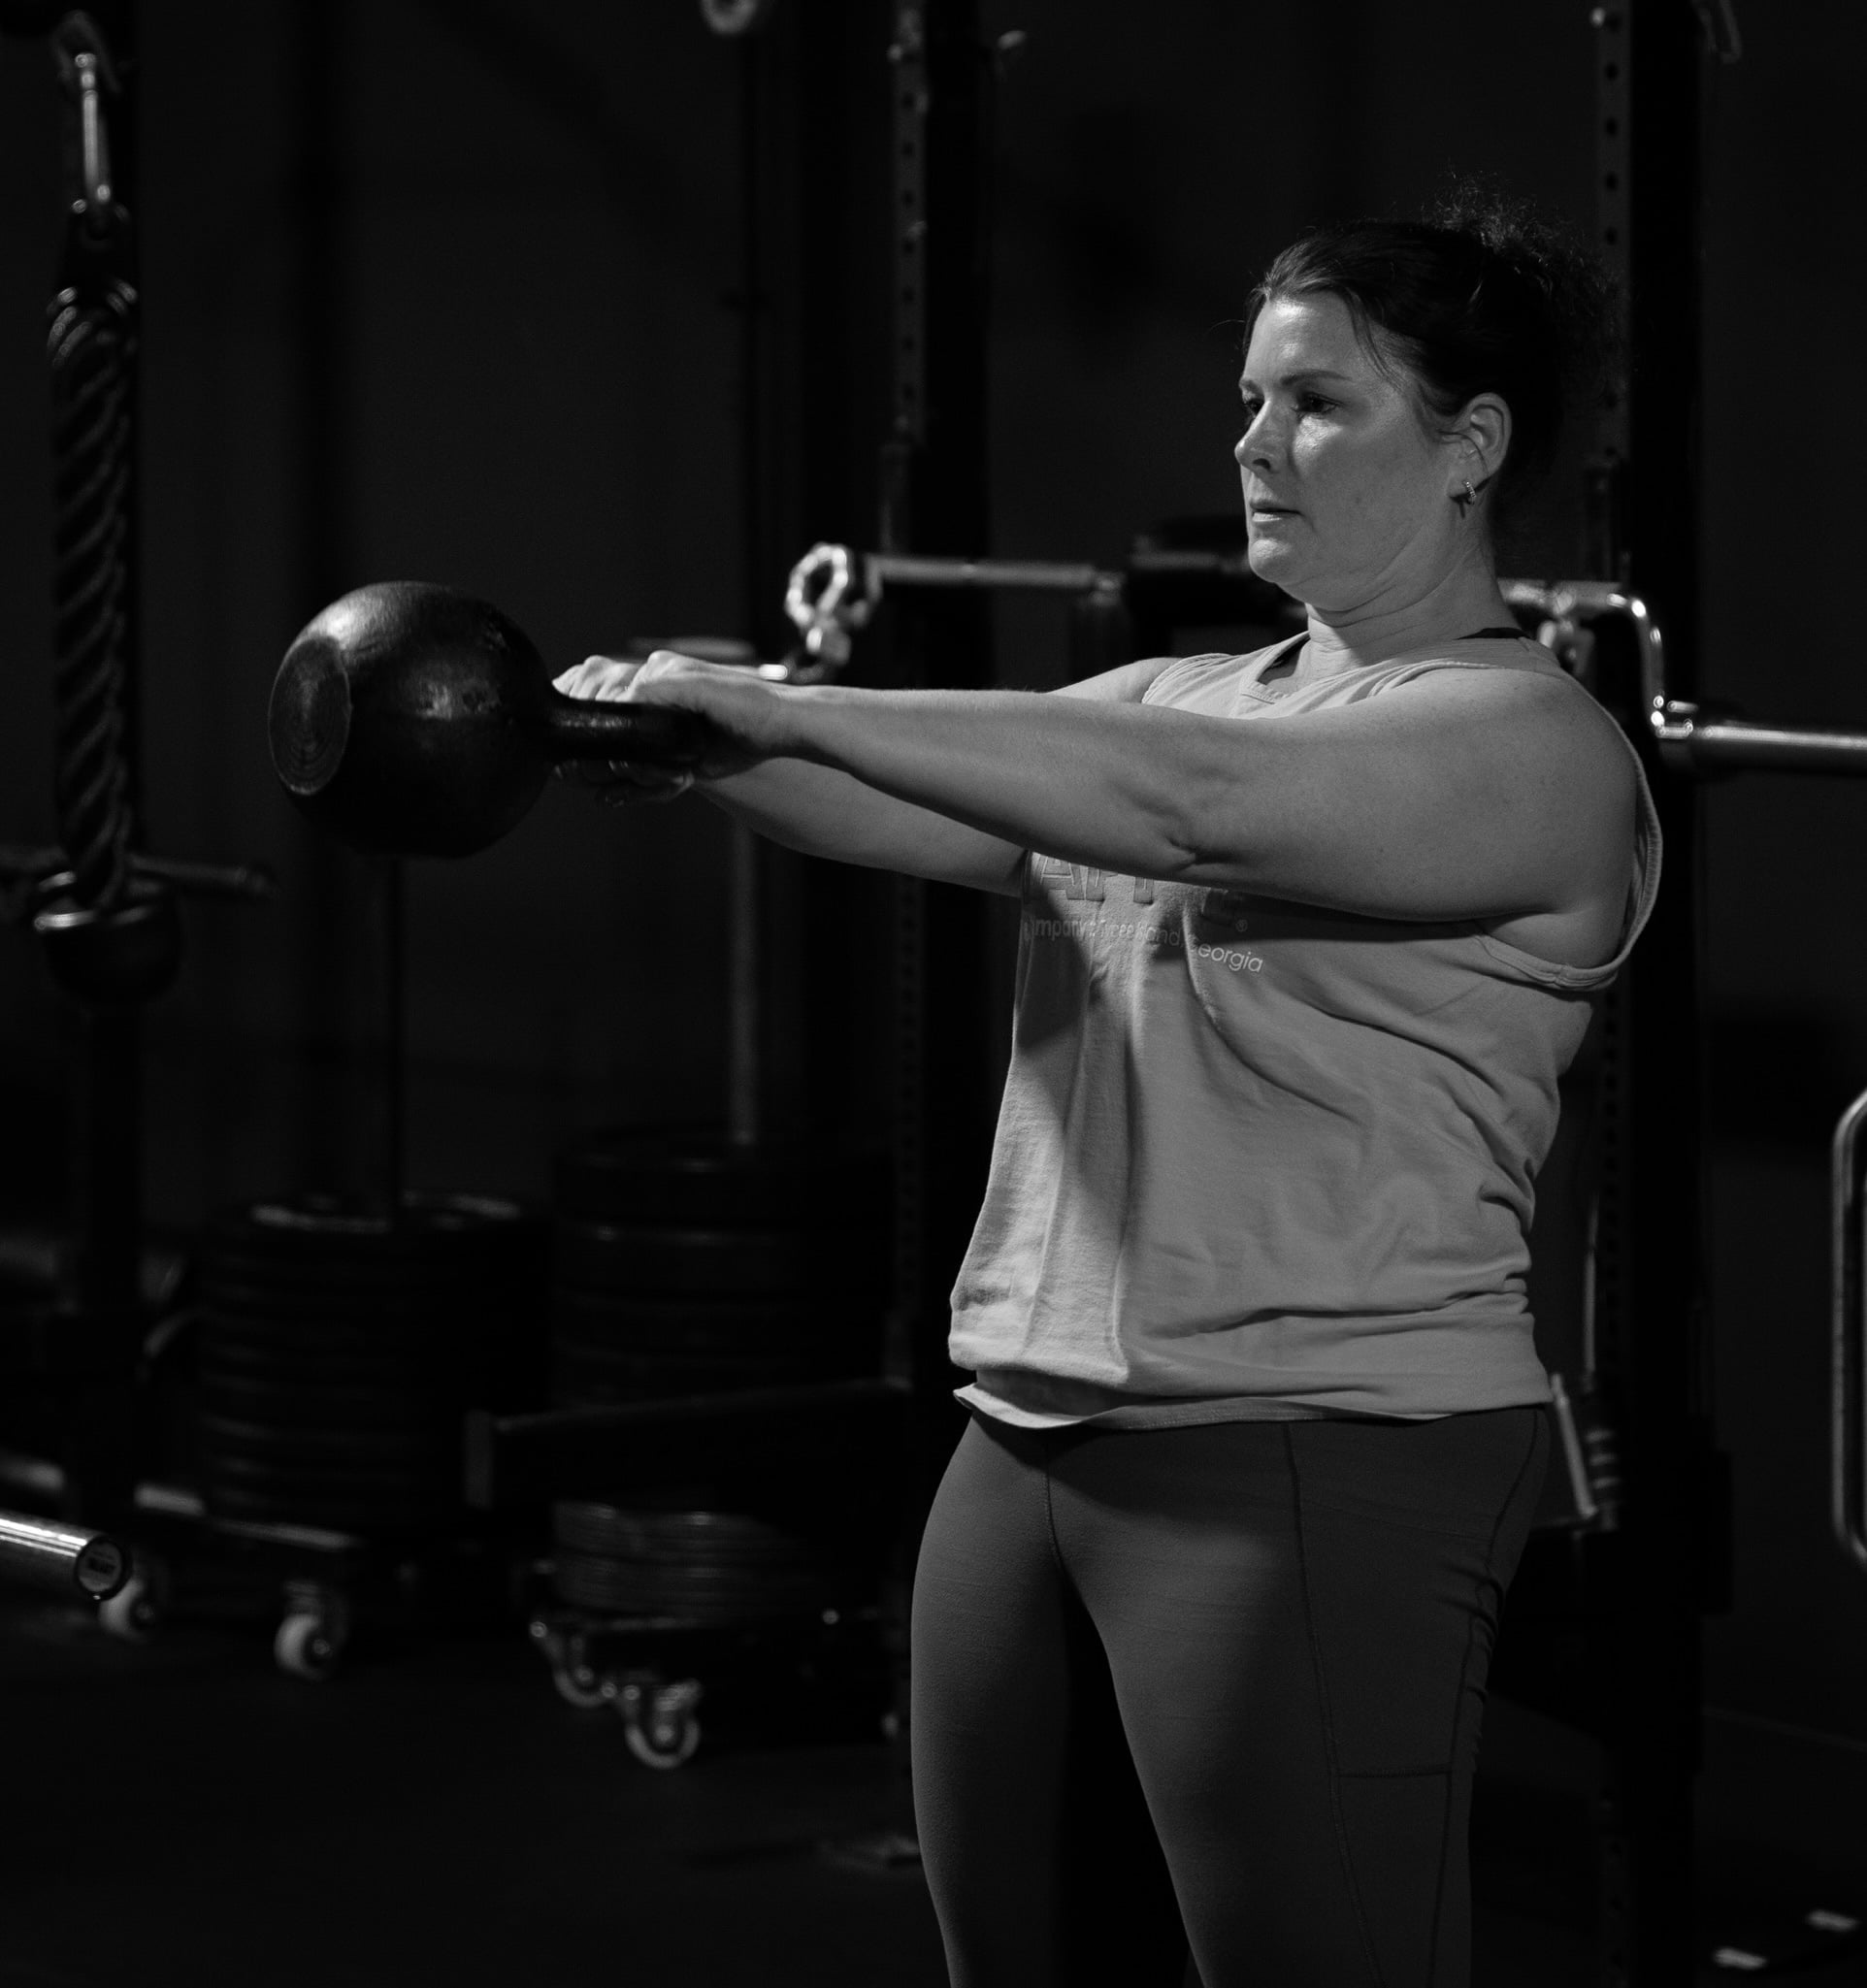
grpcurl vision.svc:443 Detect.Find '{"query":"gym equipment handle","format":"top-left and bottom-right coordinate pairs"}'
top-left (0, 1508), bottom-right (130, 1598)
top-left (538, 692), bottom-right (709, 764)
top-left (1835, 1089), bottom-right (1867, 1572)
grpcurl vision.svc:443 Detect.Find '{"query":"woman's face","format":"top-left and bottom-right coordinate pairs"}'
top-left (1235, 292), bottom-right (1474, 613)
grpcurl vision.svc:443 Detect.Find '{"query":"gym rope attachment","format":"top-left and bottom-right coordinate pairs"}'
top-left (48, 14), bottom-right (137, 915)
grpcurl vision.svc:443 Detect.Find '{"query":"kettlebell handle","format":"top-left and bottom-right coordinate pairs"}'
top-left (540, 690), bottom-right (707, 766)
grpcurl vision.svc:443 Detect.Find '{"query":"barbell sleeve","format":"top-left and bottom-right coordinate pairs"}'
top-left (1654, 703), bottom-right (1867, 778)
top-left (0, 1508), bottom-right (130, 1599)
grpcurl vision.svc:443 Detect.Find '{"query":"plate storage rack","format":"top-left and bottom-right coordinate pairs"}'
top-left (168, 1192), bottom-right (548, 1677)
top-left (534, 1132), bottom-right (895, 1766)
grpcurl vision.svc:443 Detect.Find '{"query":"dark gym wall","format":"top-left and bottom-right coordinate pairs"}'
top-left (1695, 7), bottom-right (1867, 1753)
top-left (2, 0), bottom-right (1865, 1776)
top-left (0, 20), bottom-right (64, 1199)
top-left (982, 0), bottom-right (1598, 577)
top-left (0, 4), bottom-right (790, 1222)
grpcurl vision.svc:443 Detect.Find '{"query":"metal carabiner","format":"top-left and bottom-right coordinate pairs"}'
top-left (783, 542), bottom-right (872, 672)
top-left (51, 13), bottom-right (121, 235)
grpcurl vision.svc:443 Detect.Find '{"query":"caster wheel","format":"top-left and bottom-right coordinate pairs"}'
top-left (98, 1574), bottom-right (160, 1644)
top-left (532, 1620), bottom-right (608, 1710)
top-left (551, 1663), bottom-right (611, 1711)
top-left (275, 1611), bottom-right (343, 1681)
top-left (617, 1678), bottom-right (703, 1770)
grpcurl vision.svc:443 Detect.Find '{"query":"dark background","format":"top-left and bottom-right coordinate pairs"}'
top-left (2, 0), bottom-right (1866, 1897)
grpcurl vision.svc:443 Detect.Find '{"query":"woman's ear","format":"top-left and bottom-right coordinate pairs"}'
top-left (1455, 393), bottom-right (1512, 496)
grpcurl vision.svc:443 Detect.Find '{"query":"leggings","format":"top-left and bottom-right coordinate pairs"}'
top-left (909, 1407), bottom-right (1549, 1988)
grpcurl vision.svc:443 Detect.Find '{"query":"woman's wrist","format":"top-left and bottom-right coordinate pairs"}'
top-left (769, 680), bottom-right (858, 766)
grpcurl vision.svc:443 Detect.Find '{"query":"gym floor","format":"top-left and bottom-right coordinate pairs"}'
top-left (4, 1588), bottom-right (1865, 1987)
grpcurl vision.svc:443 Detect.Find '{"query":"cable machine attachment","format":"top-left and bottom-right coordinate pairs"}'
top-left (33, 13), bottom-right (180, 1009)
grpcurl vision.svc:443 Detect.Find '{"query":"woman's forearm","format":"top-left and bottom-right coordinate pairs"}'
top-left (783, 684), bottom-right (1212, 880)
top-left (700, 754), bottom-right (1025, 895)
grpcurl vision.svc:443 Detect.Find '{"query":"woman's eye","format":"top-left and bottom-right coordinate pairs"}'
top-left (1297, 392), bottom-right (1337, 415)
top-left (1239, 398), bottom-right (1263, 424)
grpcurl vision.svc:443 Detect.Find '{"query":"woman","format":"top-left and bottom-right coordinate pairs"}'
top-left (560, 196), bottom-right (1656, 1986)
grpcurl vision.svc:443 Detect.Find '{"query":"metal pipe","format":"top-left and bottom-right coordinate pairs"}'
top-left (1549, 1372), bottom-right (1601, 1525)
top-left (1499, 577), bottom-right (1668, 712)
top-left (868, 552), bottom-right (1116, 596)
top-left (1502, 578), bottom-right (1867, 781)
top-left (377, 856), bottom-right (405, 1220)
top-left (131, 853), bottom-right (276, 900)
top-left (0, 844), bottom-right (275, 901)
top-left (726, 819), bottom-right (760, 1146)
top-left (1833, 1088), bottom-right (1867, 1573)
top-left (729, 22), bottom-right (766, 1152)
top-left (0, 1509), bottom-right (130, 1598)
top-left (1652, 706), bottom-right (1867, 778)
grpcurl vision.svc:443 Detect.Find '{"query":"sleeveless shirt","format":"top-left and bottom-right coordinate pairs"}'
top-left (950, 635), bottom-right (1662, 1429)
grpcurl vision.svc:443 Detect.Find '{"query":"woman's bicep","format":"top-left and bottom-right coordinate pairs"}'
top-left (1178, 676), bottom-right (1635, 924)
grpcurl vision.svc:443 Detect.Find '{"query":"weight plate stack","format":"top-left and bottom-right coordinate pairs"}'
top-left (549, 1501), bottom-right (843, 1625)
top-left (194, 1193), bottom-right (546, 1536)
top-left (548, 1132), bottom-right (890, 1409)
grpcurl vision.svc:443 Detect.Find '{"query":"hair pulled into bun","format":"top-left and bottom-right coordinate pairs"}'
top-left (1249, 180), bottom-right (1620, 520)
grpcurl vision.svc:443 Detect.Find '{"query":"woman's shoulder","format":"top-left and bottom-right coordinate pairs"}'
top-left (1138, 640), bottom-right (1299, 712)
top-left (1359, 633), bottom-right (1570, 692)
top-left (1374, 638), bottom-right (1625, 732)
top-left (1052, 642), bottom-right (1294, 708)
top-left (1368, 643), bottom-right (1638, 784)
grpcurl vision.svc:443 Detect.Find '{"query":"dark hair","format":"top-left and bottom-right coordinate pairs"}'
top-left (1246, 186), bottom-right (1618, 520)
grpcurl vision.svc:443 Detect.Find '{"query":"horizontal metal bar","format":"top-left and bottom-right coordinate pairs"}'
top-left (1655, 704), bottom-right (1867, 777)
top-left (1503, 582), bottom-right (1867, 782)
top-left (0, 844), bottom-right (276, 900)
top-left (138, 853), bottom-right (278, 900)
top-left (1836, 1088), bottom-right (1867, 1575)
top-left (0, 1509), bottom-right (129, 1598)
top-left (868, 553), bottom-right (1117, 596)
top-left (1126, 549), bottom-right (1260, 578)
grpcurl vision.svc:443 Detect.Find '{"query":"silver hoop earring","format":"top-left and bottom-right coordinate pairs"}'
top-left (1454, 477), bottom-right (1478, 512)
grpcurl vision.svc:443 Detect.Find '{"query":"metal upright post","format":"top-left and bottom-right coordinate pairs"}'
top-left (728, 19), bottom-right (770, 1151)
top-left (880, 0), bottom-right (995, 1479)
top-left (287, 0), bottom-right (361, 1196)
top-left (1585, 4), bottom-right (1717, 1979)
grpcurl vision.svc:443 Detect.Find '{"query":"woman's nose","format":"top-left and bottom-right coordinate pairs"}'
top-left (1234, 408), bottom-right (1278, 470)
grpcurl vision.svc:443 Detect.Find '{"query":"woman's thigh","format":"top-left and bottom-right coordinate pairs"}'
top-left (909, 1417), bottom-right (1189, 1988)
top-left (1052, 1411), bottom-right (1550, 1988)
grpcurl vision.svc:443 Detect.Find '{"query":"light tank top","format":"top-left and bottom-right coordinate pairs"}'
top-left (951, 634), bottom-right (1662, 1428)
